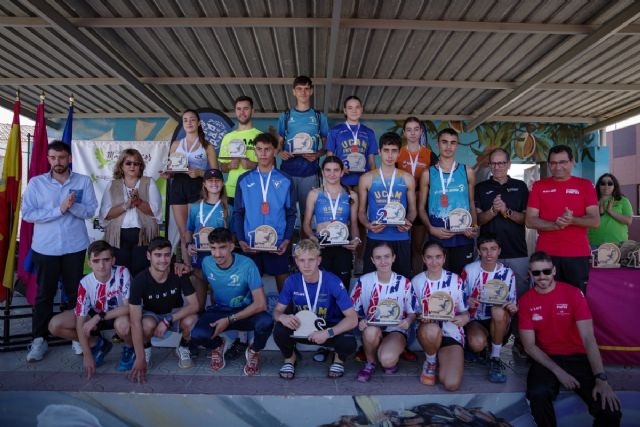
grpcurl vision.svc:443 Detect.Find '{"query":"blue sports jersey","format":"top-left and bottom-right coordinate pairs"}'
top-left (233, 167), bottom-right (296, 245)
top-left (278, 270), bottom-right (353, 325)
top-left (366, 169), bottom-right (409, 241)
top-left (186, 200), bottom-right (233, 233)
top-left (427, 163), bottom-right (473, 247)
top-left (326, 123), bottom-right (378, 186)
top-left (202, 254), bottom-right (262, 308)
top-left (278, 108), bottom-right (329, 177)
top-left (314, 190), bottom-right (351, 224)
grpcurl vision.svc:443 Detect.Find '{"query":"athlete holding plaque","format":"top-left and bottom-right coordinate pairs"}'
top-left (273, 240), bottom-right (358, 379)
top-left (461, 234), bottom-right (517, 383)
top-left (351, 242), bottom-right (416, 383)
top-left (303, 156), bottom-right (361, 288)
top-left (358, 132), bottom-right (417, 278)
top-left (419, 128), bottom-right (478, 275)
top-left (234, 133), bottom-right (296, 292)
top-left (412, 241), bottom-right (469, 390)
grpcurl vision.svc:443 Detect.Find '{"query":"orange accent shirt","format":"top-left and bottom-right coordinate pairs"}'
top-left (397, 145), bottom-right (433, 185)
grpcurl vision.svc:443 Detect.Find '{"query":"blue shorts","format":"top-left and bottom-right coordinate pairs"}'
top-left (249, 250), bottom-right (290, 276)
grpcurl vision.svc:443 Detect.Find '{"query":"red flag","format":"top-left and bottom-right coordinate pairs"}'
top-left (17, 98), bottom-right (49, 304)
top-left (0, 99), bottom-right (22, 301)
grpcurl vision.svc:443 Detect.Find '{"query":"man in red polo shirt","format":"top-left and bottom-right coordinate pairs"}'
top-left (525, 145), bottom-right (599, 293)
top-left (519, 251), bottom-right (621, 427)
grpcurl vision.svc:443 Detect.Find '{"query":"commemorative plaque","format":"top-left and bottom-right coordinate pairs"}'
top-left (345, 152), bottom-right (366, 173)
top-left (592, 243), bottom-right (621, 268)
top-left (164, 152), bottom-right (189, 172)
top-left (195, 227), bottom-right (214, 252)
top-left (447, 208), bottom-right (472, 232)
top-left (227, 138), bottom-right (247, 158)
top-left (287, 132), bottom-right (315, 154)
top-left (367, 299), bottom-right (401, 326)
top-left (376, 201), bottom-right (406, 225)
top-left (291, 309), bottom-right (327, 338)
top-left (249, 224), bottom-right (278, 251)
top-left (318, 221), bottom-right (350, 246)
top-left (423, 291), bottom-right (455, 321)
top-left (478, 279), bottom-right (509, 305)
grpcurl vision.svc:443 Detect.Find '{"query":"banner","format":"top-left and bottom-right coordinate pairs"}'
top-left (170, 108), bottom-right (233, 154)
top-left (71, 140), bottom-right (170, 243)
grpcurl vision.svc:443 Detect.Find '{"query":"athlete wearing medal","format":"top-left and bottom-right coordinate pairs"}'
top-left (358, 132), bottom-right (417, 278)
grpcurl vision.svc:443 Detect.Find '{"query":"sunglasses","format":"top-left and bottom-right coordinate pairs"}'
top-left (531, 268), bottom-right (553, 277)
top-left (599, 181), bottom-right (614, 186)
top-left (124, 161), bottom-right (142, 167)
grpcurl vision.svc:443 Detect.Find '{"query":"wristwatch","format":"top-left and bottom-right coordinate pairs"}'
top-left (98, 311), bottom-right (107, 323)
top-left (505, 208), bottom-right (513, 218)
top-left (327, 328), bottom-right (335, 337)
top-left (594, 372), bottom-right (608, 381)
top-left (228, 313), bottom-right (238, 324)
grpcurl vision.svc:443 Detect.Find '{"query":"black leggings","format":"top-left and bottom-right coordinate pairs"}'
top-left (115, 228), bottom-right (150, 277)
top-left (273, 321), bottom-right (356, 361)
top-left (320, 246), bottom-right (353, 291)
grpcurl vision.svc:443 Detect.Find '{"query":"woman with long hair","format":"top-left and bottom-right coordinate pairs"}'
top-left (100, 148), bottom-right (161, 276)
top-left (588, 173), bottom-right (633, 245)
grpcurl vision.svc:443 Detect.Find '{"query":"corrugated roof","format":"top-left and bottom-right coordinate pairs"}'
top-left (1, 0), bottom-right (640, 132)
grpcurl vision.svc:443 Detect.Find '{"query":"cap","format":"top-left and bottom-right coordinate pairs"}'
top-left (204, 169), bottom-right (224, 180)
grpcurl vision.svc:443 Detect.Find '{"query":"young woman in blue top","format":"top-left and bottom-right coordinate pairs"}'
top-left (303, 156), bottom-right (361, 289)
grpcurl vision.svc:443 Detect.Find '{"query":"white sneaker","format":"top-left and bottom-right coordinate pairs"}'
top-left (26, 337), bottom-right (48, 362)
top-left (144, 347), bottom-right (152, 365)
top-left (71, 340), bottom-right (83, 355)
top-left (176, 345), bottom-right (193, 369)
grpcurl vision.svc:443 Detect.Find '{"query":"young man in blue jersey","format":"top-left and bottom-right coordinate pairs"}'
top-left (190, 228), bottom-right (273, 376)
top-left (358, 132), bottom-right (417, 278)
top-left (418, 128), bottom-right (478, 275)
top-left (277, 75), bottom-right (330, 238)
top-left (234, 133), bottom-right (297, 291)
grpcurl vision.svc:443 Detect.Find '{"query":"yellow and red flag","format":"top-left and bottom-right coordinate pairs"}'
top-left (0, 98), bottom-right (22, 301)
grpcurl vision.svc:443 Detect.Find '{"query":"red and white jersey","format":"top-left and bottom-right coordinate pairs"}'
top-left (411, 270), bottom-right (467, 344)
top-left (461, 261), bottom-right (516, 320)
top-left (350, 272), bottom-right (416, 332)
top-left (75, 265), bottom-right (131, 317)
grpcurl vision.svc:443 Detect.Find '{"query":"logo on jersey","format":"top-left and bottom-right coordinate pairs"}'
top-left (229, 274), bottom-right (240, 287)
top-left (566, 189), bottom-right (580, 195)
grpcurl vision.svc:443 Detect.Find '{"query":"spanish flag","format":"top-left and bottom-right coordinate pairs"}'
top-left (0, 98), bottom-right (22, 301)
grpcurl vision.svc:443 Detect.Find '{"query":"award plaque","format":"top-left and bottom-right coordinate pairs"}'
top-left (447, 208), bottom-right (472, 232)
top-left (164, 152), bottom-right (189, 172)
top-left (289, 132), bottom-right (315, 154)
top-left (228, 138), bottom-right (247, 158)
top-left (368, 299), bottom-right (401, 326)
top-left (291, 309), bottom-right (327, 338)
top-left (628, 248), bottom-right (640, 268)
top-left (592, 243), bottom-right (621, 268)
top-left (195, 227), bottom-right (215, 252)
top-left (424, 291), bottom-right (455, 321)
top-left (376, 202), bottom-right (406, 225)
top-left (249, 224), bottom-right (278, 251)
top-left (478, 279), bottom-right (509, 305)
top-left (345, 152), bottom-right (366, 173)
top-left (318, 221), bottom-right (350, 246)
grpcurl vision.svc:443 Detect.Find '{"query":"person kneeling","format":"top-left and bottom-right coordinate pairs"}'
top-left (190, 228), bottom-right (273, 376)
top-left (412, 241), bottom-right (469, 391)
top-left (128, 237), bottom-right (199, 383)
top-left (462, 234), bottom-right (518, 383)
top-left (273, 239), bottom-right (358, 379)
top-left (48, 241), bottom-right (131, 379)
top-left (351, 242), bottom-right (416, 382)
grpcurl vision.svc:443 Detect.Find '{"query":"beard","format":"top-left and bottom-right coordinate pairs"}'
top-left (53, 165), bottom-right (69, 174)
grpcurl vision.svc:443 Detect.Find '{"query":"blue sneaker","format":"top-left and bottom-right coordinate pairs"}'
top-left (488, 357), bottom-right (507, 383)
top-left (91, 336), bottom-right (113, 367)
top-left (117, 345), bottom-right (135, 371)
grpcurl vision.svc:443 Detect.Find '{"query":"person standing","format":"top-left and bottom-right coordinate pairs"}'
top-left (22, 140), bottom-right (98, 362)
top-left (588, 173), bottom-right (633, 245)
top-left (526, 145), bottom-right (599, 293)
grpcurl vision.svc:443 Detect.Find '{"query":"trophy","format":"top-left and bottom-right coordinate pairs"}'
top-left (345, 152), bottom-right (366, 173)
top-left (288, 132), bottom-right (316, 154)
top-left (367, 299), bottom-right (401, 326)
top-left (249, 224), bottom-right (278, 251)
top-left (423, 291), bottom-right (455, 321)
top-left (318, 221), bottom-right (350, 246)
top-left (447, 208), bottom-right (472, 232)
top-left (227, 138), bottom-right (247, 158)
top-left (291, 310), bottom-right (327, 338)
top-left (195, 227), bottom-right (215, 252)
top-left (627, 248), bottom-right (640, 268)
top-left (478, 279), bottom-right (509, 305)
top-left (591, 243), bottom-right (621, 268)
top-left (376, 201), bottom-right (406, 225)
top-left (164, 152), bottom-right (189, 172)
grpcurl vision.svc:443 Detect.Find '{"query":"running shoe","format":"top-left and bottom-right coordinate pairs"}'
top-left (71, 340), bottom-right (83, 355)
top-left (243, 346), bottom-right (260, 376)
top-left (176, 345), bottom-right (193, 369)
top-left (210, 336), bottom-right (226, 371)
top-left (91, 336), bottom-right (113, 367)
top-left (117, 345), bottom-right (135, 371)
top-left (488, 357), bottom-right (507, 383)
top-left (420, 361), bottom-right (437, 385)
top-left (26, 337), bottom-right (48, 362)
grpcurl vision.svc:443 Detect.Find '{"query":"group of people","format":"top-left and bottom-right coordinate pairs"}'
top-left (20, 75), bottom-right (625, 426)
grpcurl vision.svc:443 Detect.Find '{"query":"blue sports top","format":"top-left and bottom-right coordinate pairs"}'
top-left (277, 108), bottom-right (329, 177)
top-left (176, 137), bottom-right (209, 170)
top-left (366, 169), bottom-right (409, 241)
top-left (201, 254), bottom-right (262, 309)
top-left (326, 123), bottom-right (378, 186)
top-left (314, 190), bottom-right (351, 224)
top-left (186, 200), bottom-right (233, 234)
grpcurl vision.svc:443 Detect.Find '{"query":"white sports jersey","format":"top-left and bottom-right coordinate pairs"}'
top-left (461, 261), bottom-right (516, 321)
top-left (75, 265), bottom-right (131, 317)
top-left (411, 270), bottom-right (467, 344)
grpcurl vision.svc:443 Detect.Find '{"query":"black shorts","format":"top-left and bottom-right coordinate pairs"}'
top-left (87, 309), bottom-right (115, 331)
top-left (466, 318), bottom-right (512, 346)
top-left (168, 174), bottom-right (203, 205)
top-left (382, 329), bottom-right (408, 340)
top-left (441, 336), bottom-right (463, 348)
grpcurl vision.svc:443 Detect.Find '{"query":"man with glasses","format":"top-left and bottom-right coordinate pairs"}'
top-left (519, 251), bottom-right (621, 427)
top-left (526, 145), bottom-right (599, 293)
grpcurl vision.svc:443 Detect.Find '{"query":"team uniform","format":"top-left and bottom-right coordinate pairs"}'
top-left (75, 266), bottom-right (131, 330)
top-left (326, 122), bottom-right (378, 187)
top-left (350, 272), bottom-right (416, 336)
top-left (217, 128), bottom-right (261, 201)
top-left (411, 270), bottom-right (468, 346)
top-left (190, 254), bottom-right (273, 351)
top-left (186, 200), bottom-right (233, 268)
top-left (397, 145), bottom-right (436, 226)
top-left (168, 138), bottom-right (211, 205)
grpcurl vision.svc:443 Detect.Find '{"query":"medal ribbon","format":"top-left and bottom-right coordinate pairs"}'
top-left (302, 271), bottom-right (323, 314)
top-left (408, 148), bottom-right (419, 177)
top-left (199, 200), bottom-right (221, 227)
top-left (438, 161), bottom-right (457, 196)
top-left (378, 168), bottom-right (397, 205)
top-left (346, 122), bottom-right (360, 148)
top-left (326, 191), bottom-right (341, 221)
top-left (258, 167), bottom-right (273, 206)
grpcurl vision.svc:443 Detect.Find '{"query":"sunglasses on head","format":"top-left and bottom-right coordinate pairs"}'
top-left (599, 181), bottom-right (614, 186)
top-left (531, 268), bottom-right (553, 277)
top-left (124, 161), bottom-right (142, 167)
